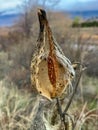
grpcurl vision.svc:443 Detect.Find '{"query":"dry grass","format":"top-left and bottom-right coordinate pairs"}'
top-left (0, 75), bottom-right (98, 130)
top-left (0, 79), bottom-right (39, 130)
top-left (0, 9), bottom-right (98, 130)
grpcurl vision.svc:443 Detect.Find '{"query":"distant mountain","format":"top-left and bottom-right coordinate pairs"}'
top-left (67, 10), bottom-right (98, 19)
top-left (0, 10), bottom-right (98, 27)
top-left (0, 13), bottom-right (19, 27)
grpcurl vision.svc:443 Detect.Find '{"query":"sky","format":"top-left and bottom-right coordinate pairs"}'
top-left (0, 0), bottom-right (22, 14)
top-left (0, 0), bottom-right (98, 14)
top-left (0, 0), bottom-right (21, 10)
top-left (56, 0), bottom-right (98, 11)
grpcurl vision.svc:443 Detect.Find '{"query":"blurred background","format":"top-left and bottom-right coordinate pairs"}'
top-left (0, 0), bottom-right (98, 129)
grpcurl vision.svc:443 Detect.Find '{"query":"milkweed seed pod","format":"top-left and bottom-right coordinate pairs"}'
top-left (31, 9), bottom-right (75, 100)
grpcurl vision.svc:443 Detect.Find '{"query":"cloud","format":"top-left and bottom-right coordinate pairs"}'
top-left (0, 0), bottom-right (23, 11)
top-left (55, 0), bottom-right (98, 11)
top-left (0, 0), bottom-right (97, 13)
top-left (0, 0), bottom-right (25, 15)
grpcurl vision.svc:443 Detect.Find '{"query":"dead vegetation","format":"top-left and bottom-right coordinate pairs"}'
top-left (0, 1), bottom-right (98, 129)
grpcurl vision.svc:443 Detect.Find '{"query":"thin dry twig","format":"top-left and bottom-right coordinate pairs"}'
top-left (56, 65), bottom-right (86, 130)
